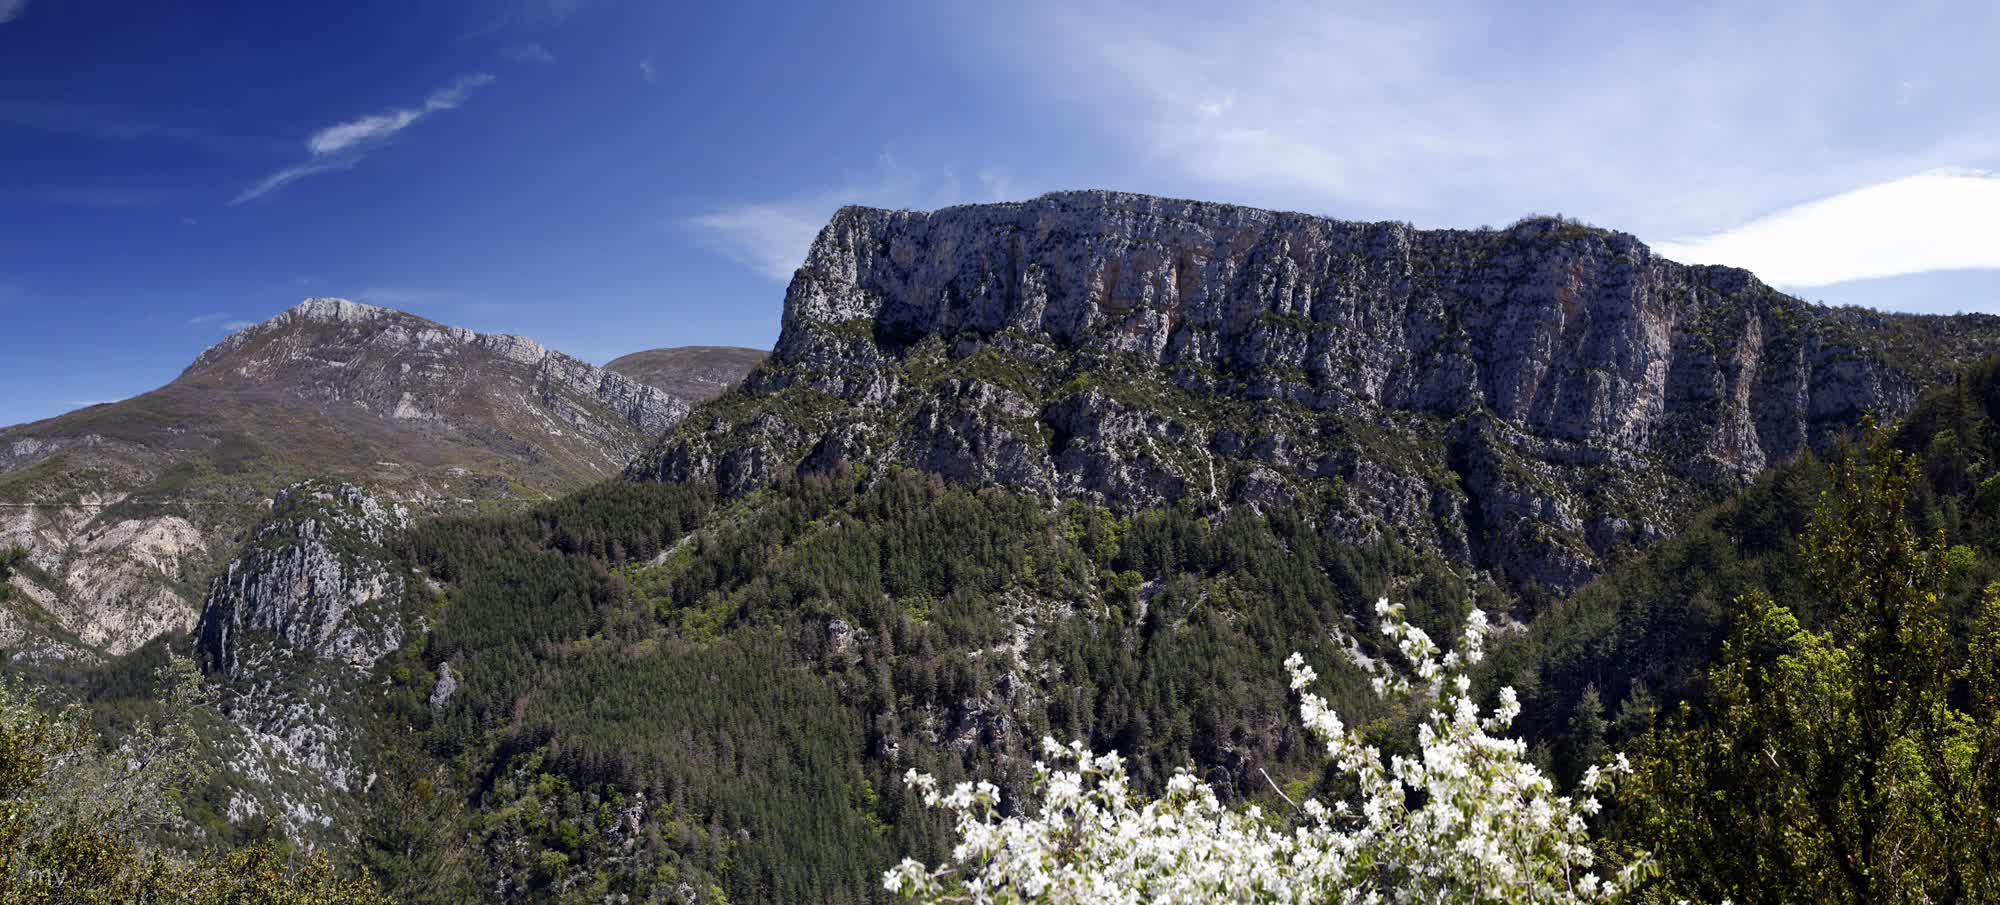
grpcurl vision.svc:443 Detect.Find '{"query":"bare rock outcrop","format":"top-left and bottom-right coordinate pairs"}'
top-left (0, 299), bottom-right (707, 658)
top-left (194, 481), bottom-right (414, 844)
top-left (637, 191), bottom-right (2000, 590)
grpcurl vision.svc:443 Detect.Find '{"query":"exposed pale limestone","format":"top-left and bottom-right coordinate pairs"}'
top-left (190, 298), bottom-right (689, 444)
top-left (1, 297), bottom-right (714, 658)
top-left (196, 482), bottom-right (415, 845)
top-left (429, 661), bottom-right (458, 710)
top-left (197, 483), bottom-right (411, 678)
top-left (642, 191), bottom-right (2000, 590)
top-left (0, 500), bottom-right (211, 656)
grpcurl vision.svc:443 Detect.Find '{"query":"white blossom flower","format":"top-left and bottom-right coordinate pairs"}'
top-left (885, 597), bottom-right (1646, 904)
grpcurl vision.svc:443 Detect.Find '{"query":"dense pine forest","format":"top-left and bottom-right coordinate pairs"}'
top-left (365, 465), bottom-right (1480, 901)
top-left (9, 359), bottom-right (2000, 901)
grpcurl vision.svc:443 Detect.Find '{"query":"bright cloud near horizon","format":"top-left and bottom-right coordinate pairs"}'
top-left (1653, 170), bottom-right (2000, 287)
top-left (686, 155), bottom-right (1012, 280)
top-left (689, 1), bottom-right (2000, 298)
top-left (4, 0), bottom-right (2000, 426)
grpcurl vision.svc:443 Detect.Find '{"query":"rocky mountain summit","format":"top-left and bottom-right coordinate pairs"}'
top-left (180, 298), bottom-right (689, 472)
top-left (605, 346), bottom-right (767, 402)
top-left (0, 299), bottom-right (707, 658)
top-left (637, 190), bottom-right (2000, 590)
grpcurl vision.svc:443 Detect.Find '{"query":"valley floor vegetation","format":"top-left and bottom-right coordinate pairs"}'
top-left (885, 601), bottom-right (1643, 903)
top-left (883, 427), bottom-right (2000, 904)
top-left (7, 362), bottom-right (2000, 902)
top-left (0, 654), bottom-right (388, 902)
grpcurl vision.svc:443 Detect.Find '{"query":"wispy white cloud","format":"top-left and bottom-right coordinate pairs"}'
top-left (306, 73), bottom-right (492, 155)
top-left (1654, 169), bottom-right (2000, 288)
top-left (233, 73), bottom-right (495, 204)
top-left (685, 205), bottom-right (823, 281)
top-left (966, 1), bottom-right (2000, 257)
top-left (501, 42), bottom-right (555, 64)
top-left (231, 156), bottom-right (365, 206)
top-left (638, 55), bottom-right (656, 83)
top-left (685, 155), bottom-right (1009, 280)
top-left (181, 312), bottom-right (255, 332)
top-left (0, 0), bottom-right (27, 24)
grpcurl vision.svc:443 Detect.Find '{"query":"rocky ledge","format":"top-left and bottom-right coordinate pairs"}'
top-left (195, 481), bottom-right (415, 843)
top-left (636, 190), bottom-right (2000, 591)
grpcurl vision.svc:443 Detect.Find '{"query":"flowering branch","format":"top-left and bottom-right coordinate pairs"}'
top-left (885, 597), bottom-right (1648, 904)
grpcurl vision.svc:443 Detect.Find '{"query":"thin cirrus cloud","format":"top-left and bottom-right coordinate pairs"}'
top-left (0, 0), bottom-right (26, 24)
top-left (685, 156), bottom-right (1019, 281)
top-left (231, 73), bottom-right (495, 204)
top-left (1652, 170), bottom-right (2000, 288)
top-left (501, 42), bottom-right (556, 64)
top-left (684, 205), bottom-right (821, 280)
top-left (958, 1), bottom-right (2000, 292)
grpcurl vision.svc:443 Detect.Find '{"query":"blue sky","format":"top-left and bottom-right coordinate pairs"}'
top-left (3, 0), bottom-right (1999, 427)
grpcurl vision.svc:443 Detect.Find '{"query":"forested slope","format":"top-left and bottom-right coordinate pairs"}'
top-left (356, 467), bottom-right (1490, 901)
top-left (1497, 356), bottom-right (2000, 777)
top-left (356, 353), bottom-right (2000, 902)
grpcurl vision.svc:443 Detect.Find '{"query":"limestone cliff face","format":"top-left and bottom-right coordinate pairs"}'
top-left (193, 482), bottom-right (413, 843)
top-left (196, 482), bottom-right (411, 679)
top-left (639, 191), bottom-right (2000, 590)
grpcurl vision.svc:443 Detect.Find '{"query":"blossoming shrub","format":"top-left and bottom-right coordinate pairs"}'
top-left (885, 600), bottom-right (1645, 903)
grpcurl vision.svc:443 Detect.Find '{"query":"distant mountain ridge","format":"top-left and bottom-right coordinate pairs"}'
top-left (605, 346), bottom-right (767, 402)
top-left (0, 298), bottom-right (724, 658)
top-left (172, 298), bottom-right (689, 478)
top-left (637, 190), bottom-right (2000, 591)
